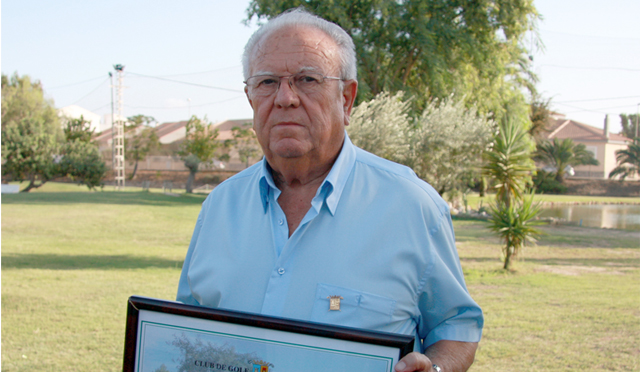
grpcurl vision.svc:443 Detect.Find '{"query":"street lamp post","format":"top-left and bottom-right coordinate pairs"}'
top-left (633, 103), bottom-right (640, 142)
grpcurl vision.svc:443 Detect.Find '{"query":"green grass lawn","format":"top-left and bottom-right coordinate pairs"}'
top-left (2, 184), bottom-right (639, 371)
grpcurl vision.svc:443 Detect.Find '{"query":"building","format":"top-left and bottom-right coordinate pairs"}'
top-left (545, 113), bottom-right (635, 180)
top-left (58, 105), bottom-right (102, 133)
top-left (93, 118), bottom-right (257, 172)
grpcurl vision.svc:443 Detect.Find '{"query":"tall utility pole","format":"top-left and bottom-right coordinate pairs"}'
top-left (109, 72), bottom-right (115, 177)
top-left (633, 103), bottom-right (640, 143)
top-left (113, 64), bottom-right (126, 190)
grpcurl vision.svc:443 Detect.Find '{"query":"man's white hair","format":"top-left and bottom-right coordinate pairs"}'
top-left (242, 8), bottom-right (357, 81)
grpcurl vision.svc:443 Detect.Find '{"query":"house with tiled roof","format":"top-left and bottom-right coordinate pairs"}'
top-left (95, 118), bottom-right (258, 172)
top-left (545, 113), bottom-right (635, 180)
top-left (155, 120), bottom-right (189, 144)
top-left (211, 119), bottom-right (253, 140)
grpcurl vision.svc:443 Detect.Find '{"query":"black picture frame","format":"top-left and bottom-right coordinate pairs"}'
top-left (123, 295), bottom-right (415, 372)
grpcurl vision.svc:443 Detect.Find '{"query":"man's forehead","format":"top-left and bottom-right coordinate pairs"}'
top-left (251, 26), bottom-right (339, 73)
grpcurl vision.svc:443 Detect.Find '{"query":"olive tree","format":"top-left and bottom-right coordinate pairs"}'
top-left (179, 116), bottom-right (225, 193)
top-left (2, 73), bottom-right (106, 191)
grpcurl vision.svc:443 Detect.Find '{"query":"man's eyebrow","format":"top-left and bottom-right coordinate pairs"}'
top-left (298, 66), bottom-right (321, 73)
top-left (252, 70), bottom-right (275, 76)
top-left (251, 67), bottom-right (322, 77)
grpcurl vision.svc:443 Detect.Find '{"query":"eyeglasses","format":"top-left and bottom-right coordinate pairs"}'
top-left (244, 72), bottom-right (342, 97)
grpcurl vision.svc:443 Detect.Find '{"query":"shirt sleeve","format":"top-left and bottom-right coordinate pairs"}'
top-left (416, 214), bottom-right (484, 350)
top-left (176, 204), bottom-right (206, 306)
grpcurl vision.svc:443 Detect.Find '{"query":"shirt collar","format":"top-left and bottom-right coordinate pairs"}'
top-left (258, 131), bottom-right (357, 215)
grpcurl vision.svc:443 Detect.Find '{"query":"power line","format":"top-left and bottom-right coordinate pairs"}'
top-left (539, 64), bottom-right (640, 72)
top-left (555, 95), bottom-right (640, 103)
top-left (124, 95), bottom-right (245, 110)
top-left (558, 102), bottom-right (638, 114)
top-left (70, 78), bottom-right (110, 105)
top-left (127, 71), bottom-right (244, 93)
top-left (157, 66), bottom-right (242, 78)
top-left (540, 29), bottom-right (640, 41)
top-left (48, 75), bottom-right (107, 90)
top-left (89, 103), bottom-right (110, 112)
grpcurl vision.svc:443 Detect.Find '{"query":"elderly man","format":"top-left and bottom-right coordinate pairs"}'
top-left (177, 9), bottom-right (482, 372)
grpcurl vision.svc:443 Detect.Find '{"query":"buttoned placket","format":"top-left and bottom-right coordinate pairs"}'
top-left (260, 182), bottom-right (329, 317)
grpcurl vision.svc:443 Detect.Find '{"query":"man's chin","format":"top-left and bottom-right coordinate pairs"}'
top-left (270, 141), bottom-right (311, 159)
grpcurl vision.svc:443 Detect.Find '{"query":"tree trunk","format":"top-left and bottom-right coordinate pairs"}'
top-left (503, 243), bottom-right (513, 270)
top-left (21, 177), bottom-right (47, 192)
top-left (129, 161), bottom-right (139, 180)
top-left (185, 169), bottom-right (197, 193)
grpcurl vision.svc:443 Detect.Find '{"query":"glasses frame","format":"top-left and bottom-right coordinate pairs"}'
top-left (244, 72), bottom-right (343, 97)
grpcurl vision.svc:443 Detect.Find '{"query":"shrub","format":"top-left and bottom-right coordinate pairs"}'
top-left (533, 170), bottom-right (567, 194)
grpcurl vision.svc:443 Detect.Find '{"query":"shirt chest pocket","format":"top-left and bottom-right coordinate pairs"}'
top-left (309, 283), bottom-right (396, 331)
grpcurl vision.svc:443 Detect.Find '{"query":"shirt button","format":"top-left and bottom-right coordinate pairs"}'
top-left (278, 219), bottom-right (284, 226)
top-left (277, 268), bottom-right (285, 275)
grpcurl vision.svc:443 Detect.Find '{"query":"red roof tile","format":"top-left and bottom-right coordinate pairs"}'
top-left (546, 118), bottom-right (630, 143)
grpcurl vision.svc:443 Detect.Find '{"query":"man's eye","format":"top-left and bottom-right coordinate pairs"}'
top-left (258, 78), bottom-right (278, 86)
top-left (297, 75), bottom-right (320, 84)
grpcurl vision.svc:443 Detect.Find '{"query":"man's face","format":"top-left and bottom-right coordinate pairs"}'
top-left (246, 26), bottom-right (357, 165)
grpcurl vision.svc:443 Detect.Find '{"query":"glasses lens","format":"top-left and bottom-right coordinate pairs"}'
top-left (247, 76), bottom-right (279, 96)
top-left (246, 72), bottom-right (329, 96)
top-left (293, 73), bottom-right (323, 94)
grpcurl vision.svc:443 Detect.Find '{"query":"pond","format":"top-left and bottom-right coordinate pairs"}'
top-left (539, 204), bottom-right (640, 231)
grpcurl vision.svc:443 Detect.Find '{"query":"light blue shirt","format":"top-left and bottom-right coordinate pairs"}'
top-left (177, 134), bottom-right (483, 351)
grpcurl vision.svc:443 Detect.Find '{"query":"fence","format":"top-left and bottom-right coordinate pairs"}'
top-left (103, 156), bottom-right (252, 172)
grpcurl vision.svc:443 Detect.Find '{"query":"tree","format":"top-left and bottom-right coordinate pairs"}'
top-left (179, 116), bottom-right (222, 193)
top-left (529, 94), bottom-right (552, 141)
top-left (406, 96), bottom-right (493, 198)
top-left (487, 192), bottom-right (543, 270)
top-left (153, 364), bottom-right (171, 372)
top-left (58, 116), bottom-right (108, 190)
top-left (534, 138), bottom-right (599, 183)
top-left (348, 92), bottom-right (492, 200)
top-left (1, 73), bottom-right (107, 192)
top-left (483, 116), bottom-right (542, 270)
top-left (608, 141), bottom-right (640, 180)
top-left (125, 115), bottom-right (160, 179)
top-left (57, 139), bottom-right (108, 190)
top-left (246, 0), bottom-right (540, 119)
top-left (620, 113), bottom-right (639, 140)
top-left (2, 73), bottom-right (62, 191)
top-left (347, 91), bottom-right (411, 164)
top-left (2, 116), bottom-right (61, 192)
top-left (483, 116), bottom-right (536, 208)
top-left (171, 334), bottom-right (256, 372)
top-left (1, 73), bottom-right (59, 131)
top-left (63, 115), bottom-right (95, 143)
top-left (225, 122), bottom-right (262, 168)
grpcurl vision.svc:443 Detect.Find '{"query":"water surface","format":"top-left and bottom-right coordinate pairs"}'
top-left (539, 204), bottom-right (640, 231)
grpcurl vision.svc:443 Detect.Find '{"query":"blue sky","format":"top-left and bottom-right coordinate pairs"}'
top-left (2, 0), bottom-right (639, 133)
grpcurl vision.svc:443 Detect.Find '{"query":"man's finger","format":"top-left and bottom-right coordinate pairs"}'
top-left (394, 352), bottom-right (432, 372)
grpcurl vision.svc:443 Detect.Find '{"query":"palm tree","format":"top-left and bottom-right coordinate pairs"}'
top-left (609, 140), bottom-right (640, 180)
top-left (483, 117), bottom-right (542, 270)
top-left (488, 193), bottom-right (544, 270)
top-left (534, 138), bottom-right (599, 183)
top-left (483, 117), bottom-right (536, 208)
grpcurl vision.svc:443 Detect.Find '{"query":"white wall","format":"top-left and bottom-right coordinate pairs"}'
top-left (58, 105), bottom-right (102, 133)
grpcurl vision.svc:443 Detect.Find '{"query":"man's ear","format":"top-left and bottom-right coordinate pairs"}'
top-left (341, 79), bottom-right (358, 126)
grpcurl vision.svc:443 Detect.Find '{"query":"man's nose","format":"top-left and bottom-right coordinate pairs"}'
top-left (274, 76), bottom-right (300, 108)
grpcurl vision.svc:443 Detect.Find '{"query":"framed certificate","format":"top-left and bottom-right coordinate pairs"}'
top-left (123, 296), bottom-right (414, 372)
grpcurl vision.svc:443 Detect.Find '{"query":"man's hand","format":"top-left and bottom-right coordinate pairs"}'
top-left (394, 352), bottom-right (434, 372)
top-left (394, 340), bottom-right (478, 372)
